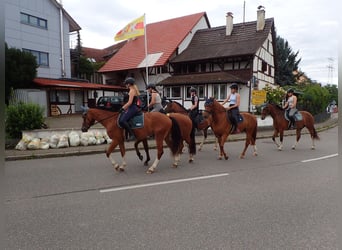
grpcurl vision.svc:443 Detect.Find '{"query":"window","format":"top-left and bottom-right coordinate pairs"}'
top-left (262, 61), bottom-right (267, 72)
top-left (164, 86), bottom-right (181, 98)
top-left (23, 49), bottom-right (49, 66)
top-left (50, 90), bottom-right (70, 104)
top-left (20, 12), bottom-right (47, 29)
top-left (185, 85), bottom-right (205, 99)
top-left (212, 84), bottom-right (227, 100)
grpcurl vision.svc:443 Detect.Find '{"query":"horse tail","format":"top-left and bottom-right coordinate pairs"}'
top-left (189, 123), bottom-right (197, 155)
top-left (169, 117), bottom-right (182, 155)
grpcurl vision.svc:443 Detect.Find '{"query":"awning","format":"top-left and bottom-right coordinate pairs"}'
top-left (33, 78), bottom-right (127, 91)
top-left (158, 71), bottom-right (251, 86)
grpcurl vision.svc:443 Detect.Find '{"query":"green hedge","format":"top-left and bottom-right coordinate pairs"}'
top-left (6, 102), bottom-right (44, 139)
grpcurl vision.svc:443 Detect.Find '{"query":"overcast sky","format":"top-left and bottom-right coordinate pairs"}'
top-left (62, 0), bottom-right (339, 86)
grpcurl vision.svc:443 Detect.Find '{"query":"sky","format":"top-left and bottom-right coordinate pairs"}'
top-left (62, 0), bottom-right (339, 86)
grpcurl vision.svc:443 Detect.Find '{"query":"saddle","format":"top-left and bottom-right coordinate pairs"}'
top-left (226, 111), bottom-right (243, 124)
top-left (284, 110), bottom-right (302, 121)
top-left (118, 111), bottom-right (144, 129)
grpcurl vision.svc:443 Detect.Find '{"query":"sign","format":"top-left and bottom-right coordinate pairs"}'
top-left (252, 90), bottom-right (266, 105)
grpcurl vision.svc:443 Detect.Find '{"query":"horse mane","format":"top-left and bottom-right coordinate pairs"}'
top-left (173, 101), bottom-right (187, 112)
top-left (270, 102), bottom-right (284, 111)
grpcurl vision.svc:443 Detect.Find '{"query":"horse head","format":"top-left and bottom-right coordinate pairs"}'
top-left (80, 106), bottom-right (94, 132)
top-left (260, 103), bottom-right (269, 120)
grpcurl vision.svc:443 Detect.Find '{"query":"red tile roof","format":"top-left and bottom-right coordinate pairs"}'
top-left (33, 78), bottom-right (126, 91)
top-left (99, 12), bottom-right (209, 72)
top-left (82, 41), bottom-right (126, 62)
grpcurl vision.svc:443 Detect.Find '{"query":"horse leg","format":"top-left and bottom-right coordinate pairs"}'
top-left (239, 136), bottom-right (250, 159)
top-left (278, 130), bottom-right (284, 151)
top-left (218, 135), bottom-right (229, 160)
top-left (134, 140), bottom-right (144, 161)
top-left (147, 136), bottom-right (164, 174)
top-left (198, 129), bottom-right (206, 151)
top-left (272, 129), bottom-right (281, 148)
top-left (106, 140), bottom-right (126, 171)
top-left (291, 128), bottom-right (302, 150)
top-left (142, 139), bottom-right (151, 165)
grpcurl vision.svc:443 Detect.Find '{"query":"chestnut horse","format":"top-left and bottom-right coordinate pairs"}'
top-left (203, 97), bottom-right (258, 159)
top-left (163, 99), bottom-right (217, 151)
top-left (81, 108), bottom-right (182, 173)
top-left (260, 103), bottom-right (319, 150)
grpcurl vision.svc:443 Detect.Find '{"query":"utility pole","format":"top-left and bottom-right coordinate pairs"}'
top-left (327, 57), bottom-right (334, 85)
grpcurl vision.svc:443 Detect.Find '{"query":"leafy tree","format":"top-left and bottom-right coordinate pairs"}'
top-left (5, 43), bottom-right (38, 104)
top-left (262, 84), bottom-right (286, 104)
top-left (323, 84), bottom-right (338, 105)
top-left (78, 56), bottom-right (94, 80)
top-left (275, 36), bottom-right (301, 86)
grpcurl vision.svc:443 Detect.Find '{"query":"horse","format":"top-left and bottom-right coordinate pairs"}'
top-left (202, 97), bottom-right (258, 159)
top-left (134, 112), bottom-right (197, 167)
top-left (81, 107), bottom-right (182, 174)
top-left (260, 103), bottom-right (319, 150)
top-left (163, 99), bottom-right (217, 151)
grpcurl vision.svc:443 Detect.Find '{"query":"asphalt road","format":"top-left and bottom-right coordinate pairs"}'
top-left (4, 127), bottom-right (338, 249)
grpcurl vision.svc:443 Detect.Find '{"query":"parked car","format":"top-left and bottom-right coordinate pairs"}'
top-left (96, 96), bottom-right (124, 112)
top-left (96, 92), bottom-right (148, 112)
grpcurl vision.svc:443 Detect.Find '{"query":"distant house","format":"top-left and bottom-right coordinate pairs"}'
top-left (4, 0), bottom-right (125, 116)
top-left (160, 8), bottom-right (277, 111)
top-left (98, 12), bottom-right (211, 89)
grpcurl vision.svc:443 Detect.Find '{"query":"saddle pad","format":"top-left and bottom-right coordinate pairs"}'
top-left (129, 113), bottom-right (144, 129)
top-left (285, 112), bottom-right (302, 121)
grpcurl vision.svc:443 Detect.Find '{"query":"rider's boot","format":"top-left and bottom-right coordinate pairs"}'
top-left (121, 121), bottom-right (136, 141)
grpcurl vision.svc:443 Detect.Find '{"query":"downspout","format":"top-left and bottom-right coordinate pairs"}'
top-left (59, 0), bottom-right (66, 77)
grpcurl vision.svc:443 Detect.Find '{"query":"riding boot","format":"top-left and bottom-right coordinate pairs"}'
top-left (121, 121), bottom-right (136, 141)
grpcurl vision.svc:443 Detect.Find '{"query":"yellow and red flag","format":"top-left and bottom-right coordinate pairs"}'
top-left (114, 15), bottom-right (145, 41)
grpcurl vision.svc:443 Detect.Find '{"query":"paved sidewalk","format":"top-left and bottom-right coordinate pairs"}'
top-left (5, 113), bottom-right (338, 161)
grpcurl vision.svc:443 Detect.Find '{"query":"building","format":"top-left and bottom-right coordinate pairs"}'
top-left (98, 8), bottom-right (277, 112)
top-left (5, 0), bottom-right (125, 116)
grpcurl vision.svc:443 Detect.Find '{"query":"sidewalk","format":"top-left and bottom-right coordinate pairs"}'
top-left (5, 113), bottom-right (338, 161)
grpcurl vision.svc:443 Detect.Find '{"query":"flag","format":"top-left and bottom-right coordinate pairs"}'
top-left (114, 15), bottom-right (145, 41)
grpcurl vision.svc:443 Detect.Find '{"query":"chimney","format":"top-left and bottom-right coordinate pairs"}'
top-left (256, 6), bottom-right (265, 31)
top-left (226, 12), bottom-right (233, 36)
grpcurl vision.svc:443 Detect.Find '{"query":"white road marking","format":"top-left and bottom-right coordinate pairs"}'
top-left (301, 153), bottom-right (338, 163)
top-left (100, 173), bottom-right (229, 193)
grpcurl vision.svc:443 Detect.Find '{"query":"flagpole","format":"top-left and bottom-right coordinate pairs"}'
top-left (143, 13), bottom-right (150, 111)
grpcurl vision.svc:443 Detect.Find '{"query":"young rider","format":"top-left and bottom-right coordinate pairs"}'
top-left (146, 83), bottom-right (163, 112)
top-left (283, 88), bottom-right (297, 129)
top-left (222, 83), bottom-right (241, 134)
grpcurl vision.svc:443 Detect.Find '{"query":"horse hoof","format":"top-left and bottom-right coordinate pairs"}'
top-left (114, 163), bottom-right (119, 170)
top-left (253, 152), bottom-right (258, 156)
top-left (311, 147), bottom-right (315, 150)
top-left (144, 161), bottom-right (149, 166)
top-left (138, 155), bottom-right (143, 161)
top-left (239, 155), bottom-right (245, 159)
top-left (291, 146), bottom-right (296, 150)
top-left (224, 156), bottom-right (229, 160)
top-left (146, 169), bottom-right (154, 174)
top-left (189, 159), bottom-right (194, 163)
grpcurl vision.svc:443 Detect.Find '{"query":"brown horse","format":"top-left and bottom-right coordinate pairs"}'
top-left (163, 99), bottom-right (217, 151)
top-left (260, 103), bottom-right (319, 150)
top-left (81, 107), bottom-right (182, 173)
top-left (202, 97), bottom-right (258, 159)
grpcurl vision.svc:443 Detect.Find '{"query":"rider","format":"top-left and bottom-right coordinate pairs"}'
top-left (146, 83), bottom-right (163, 112)
top-left (283, 88), bottom-right (297, 129)
top-left (222, 83), bottom-right (241, 134)
top-left (189, 87), bottom-right (200, 126)
top-left (119, 77), bottom-right (141, 141)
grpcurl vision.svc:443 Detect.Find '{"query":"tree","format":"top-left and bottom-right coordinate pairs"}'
top-left (275, 36), bottom-right (301, 86)
top-left (5, 43), bottom-right (38, 104)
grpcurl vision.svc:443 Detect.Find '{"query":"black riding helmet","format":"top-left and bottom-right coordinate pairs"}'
top-left (230, 83), bottom-right (238, 90)
top-left (287, 88), bottom-right (294, 93)
top-left (189, 87), bottom-right (197, 93)
top-left (124, 77), bottom-right (135, 85)
top-left (146, 83), bottom-right (156, 90)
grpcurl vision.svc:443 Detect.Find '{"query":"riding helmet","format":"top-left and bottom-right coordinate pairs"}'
top-left (287, 88), bottom-right (294, 93)
top-left (124, 77), bottom-right (135, 85)
top-left (146, 83), bottom-right (156, 90)
top-left (189, 87), bottom-right (197, 93)
top-left (230, 83), bottom-right (238, 90)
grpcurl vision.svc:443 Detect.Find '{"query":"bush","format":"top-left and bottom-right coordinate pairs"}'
top-left (6, 102), bottom-right (45, 139)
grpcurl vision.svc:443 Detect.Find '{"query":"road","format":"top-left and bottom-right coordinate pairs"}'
top-left (4, 127), bottom-right (338, 249)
